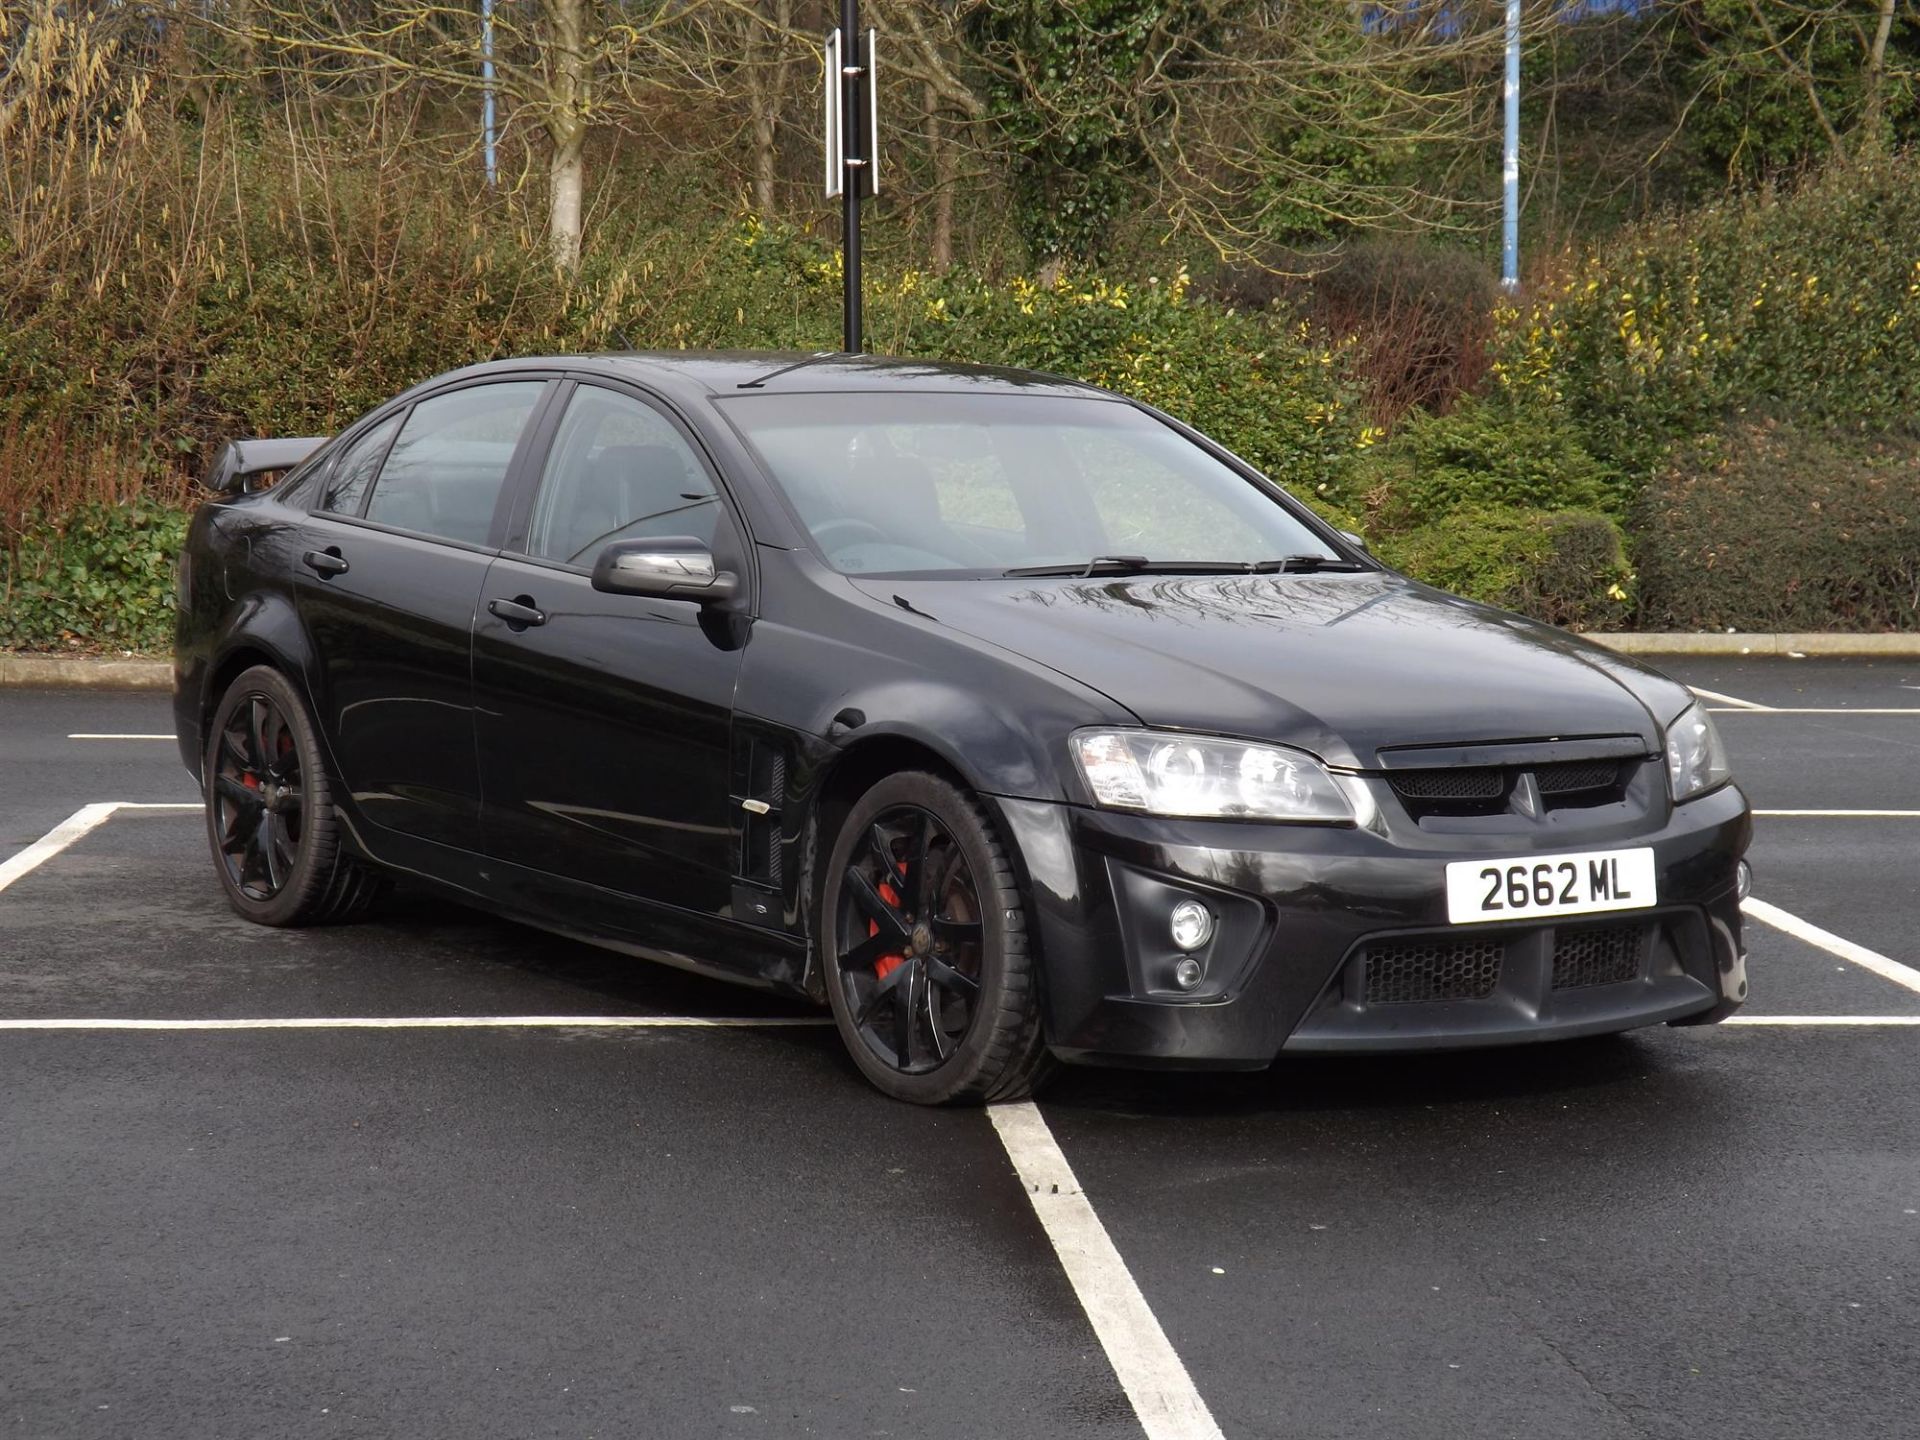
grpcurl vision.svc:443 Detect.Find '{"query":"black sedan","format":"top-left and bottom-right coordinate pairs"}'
top-left (173, 352), bottom-right (1752, 1103)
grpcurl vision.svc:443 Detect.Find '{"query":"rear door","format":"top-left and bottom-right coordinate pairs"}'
top-left (293, 377), bottom-right (552, 850)
top-left (471, 379), bottom-right (748, 916)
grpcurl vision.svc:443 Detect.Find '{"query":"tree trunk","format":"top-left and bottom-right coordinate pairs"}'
top-left (1862, 0), bottom-right (1899, 154)
top-left (549, 123), bottom-right (586, 273)
top-left (749, 71), bottom-right (777, 216)
top-left (746, 2), bottom-right (789, 217)
top-left (547, 0), bottom-right (590, 273)
top-left (926, 82), bottom-right (954, 274)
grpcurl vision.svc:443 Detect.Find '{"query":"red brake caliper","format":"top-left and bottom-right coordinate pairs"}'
top-left (870, 866), bottom-right (908, 981)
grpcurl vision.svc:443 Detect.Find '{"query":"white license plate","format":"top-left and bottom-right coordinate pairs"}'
top-left (1445, 847), bottom-right (1656, 925)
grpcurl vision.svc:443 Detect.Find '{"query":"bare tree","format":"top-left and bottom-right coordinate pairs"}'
top-left (222, 0), bottom-right (770, 272)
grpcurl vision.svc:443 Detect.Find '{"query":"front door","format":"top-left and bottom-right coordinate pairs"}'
top-left (293, 378), bottom-right (550, 850)
top-left (472, 381), bottom-right (747, 916)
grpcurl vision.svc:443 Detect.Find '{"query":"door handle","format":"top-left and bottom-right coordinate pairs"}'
top-left (487, 596), bottom-right (547, 629)
top-left (302, 548), bottom-right (349, 577)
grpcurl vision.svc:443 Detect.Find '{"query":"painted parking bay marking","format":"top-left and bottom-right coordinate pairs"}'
top-left (1744, 897), bottom-right (1920, 997)
top-left (0, 802), bottom-right (201, 896)
top-left (990, 1101), bottom-right (1225, 1440)
top-left (1689, 686), bottom-right (1772, 711)
top-left (1707, 708), bottom-right (1920, 715)
top-left (0, 1015), bottom-right (831, 1031)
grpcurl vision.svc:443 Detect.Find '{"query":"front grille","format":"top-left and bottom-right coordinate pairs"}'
top-left (1389, 768), bottom-right (1506, 801)
top-left (1365, 938), bottom-right (1506, 1004)
top-left (1385, 756), bottom-right (1640, 820)
top-left (1537, 759), bottom-right (1623, 795)
top-left (1551, 924), bottom-right (1646, 989)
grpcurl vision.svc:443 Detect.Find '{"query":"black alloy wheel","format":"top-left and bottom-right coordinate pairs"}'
top-left (822, 771), bottom-right (1051, 1105)
top-left (203, 665), bottom-right (382, 926)
top-left (211, 689), bottom-right (304, 901)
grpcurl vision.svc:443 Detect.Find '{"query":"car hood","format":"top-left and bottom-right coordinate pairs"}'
top-left (860, 572), bottom-right (1691, 769)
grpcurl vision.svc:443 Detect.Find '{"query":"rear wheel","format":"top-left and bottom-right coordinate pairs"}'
top-left (820, 771), bottom-right (1052, 1105)
top-left (203, 665), bottom-right (383, 926)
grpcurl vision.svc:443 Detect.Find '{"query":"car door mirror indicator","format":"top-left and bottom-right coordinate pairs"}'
top-left (591, 537), bottom-right (739, 606)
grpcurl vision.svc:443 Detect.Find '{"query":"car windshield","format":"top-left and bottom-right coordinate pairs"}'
top-left (717, 391), bottom-right (1343, 578)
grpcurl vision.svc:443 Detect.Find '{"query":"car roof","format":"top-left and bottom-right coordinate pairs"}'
top-left (428, 351), bottom-right (1110, 404)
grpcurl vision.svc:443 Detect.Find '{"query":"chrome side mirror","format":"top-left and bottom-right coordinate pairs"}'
top-left (1339, 529), bottom-right (1370, 554)
top-left (591, 537), bottom-right (738, 605)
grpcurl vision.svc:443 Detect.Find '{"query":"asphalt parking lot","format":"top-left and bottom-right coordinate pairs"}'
top-left (3, 658), bottom-right (1917, 1440)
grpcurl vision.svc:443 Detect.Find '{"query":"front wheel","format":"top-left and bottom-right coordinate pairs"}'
top-left (820, 771), bottom-right (1052, 1105)
top-left (203, 665), bottom-right (383, 926)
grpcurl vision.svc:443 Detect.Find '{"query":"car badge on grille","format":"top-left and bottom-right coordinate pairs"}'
top-left (1510, 771), bottom-right (1542, 819)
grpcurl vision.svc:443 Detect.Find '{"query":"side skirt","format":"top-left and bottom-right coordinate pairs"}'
top-left (334, 810), bottom-right (814, 997)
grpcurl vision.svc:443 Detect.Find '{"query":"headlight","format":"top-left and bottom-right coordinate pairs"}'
top-left (1072, 730), bottom-right (1354, 823)
top-left (1664, 703), bottom-right (1732, 802)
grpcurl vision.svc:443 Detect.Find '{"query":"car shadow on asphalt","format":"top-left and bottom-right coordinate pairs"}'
top-left (1042, 1032), bottom-right (1668, 1120)
top-left (368, 886), bottom-right (1692, 1119)
top-left (364, 884), bottom-right (822, 1019)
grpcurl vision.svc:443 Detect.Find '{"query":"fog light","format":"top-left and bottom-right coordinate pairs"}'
top-left (1173, 956), bottom-right (1205, 991)
top-left (1169, 899), bottom-right (1214, 951)
top-left (1736, 859), bottom-right (1752, 901)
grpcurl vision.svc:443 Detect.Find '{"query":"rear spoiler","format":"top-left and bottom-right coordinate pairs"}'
top-left (201, 436), bottom-right (328, 495)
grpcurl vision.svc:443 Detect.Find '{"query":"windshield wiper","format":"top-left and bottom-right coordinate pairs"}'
top-left (1004, 554), bottom-right (1368, 578)
top-left (1248, 555), bottom-right (1368, 574)
top-left (1004, 556), bottom-right (1274, 578)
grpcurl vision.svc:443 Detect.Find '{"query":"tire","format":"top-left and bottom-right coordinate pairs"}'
top-left (819, 770), bottom-right (1053, 1105)
top-left (203, 664), bottom-right (384, 927)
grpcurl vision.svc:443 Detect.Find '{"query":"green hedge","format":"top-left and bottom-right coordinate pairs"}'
top-left (0, 500), bottom-right (188, 653)
top-left (1490, 155), bottom-right (1920, 478)
top-left (1376, 504), bottom-right (1635, 632)
top-left (1633, 424), bottom-right (1918, 633)
top-left (1348, 398), bottom-right (1625, 528)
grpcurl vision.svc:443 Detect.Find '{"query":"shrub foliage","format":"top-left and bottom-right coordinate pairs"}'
top-left (1377, 505), bottom-right (1635, 633)
top-left (0, 501), bottom-right (189, 653)
top-left (1634, 425), bottom-right (1919, 634)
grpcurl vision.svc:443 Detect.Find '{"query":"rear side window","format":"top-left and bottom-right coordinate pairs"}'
top-left (319, 415), bottom-right (400, 516)
top-left (364, 382), bottom-right (546, 546)
top-left (524, 385), bottom-right (724, 565)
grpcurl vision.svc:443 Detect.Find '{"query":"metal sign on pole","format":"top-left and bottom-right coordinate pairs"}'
top-left (824, 3), bottom-right (879, 353)
top-left (482, 0), bottom-right (498, 188)
top-left (1501, 0), bottom-right (1520, 293)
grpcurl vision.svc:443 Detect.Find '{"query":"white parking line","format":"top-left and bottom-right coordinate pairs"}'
top-left (68, 733), bottom-right (174, 740)
top-left (0, 804), bottom-right (120, 896)
top-left (1689, 686), bottom-right (1772, 711)
top-left (1743, 897), bottom-right (1920, 997)
top-left (1725, 1016), bottom-right (1920, 1026)
top-left (1754, 810), bottom-right (1920, 818)
top-left (0, 1015), bottom-right (831, 1030)
top-left (1708, 708), bottom-right (1920, 715)
top-left (989, 1101), bottom-right (1224, 1440)
top-left (0, 802), bottom-right (201, 894)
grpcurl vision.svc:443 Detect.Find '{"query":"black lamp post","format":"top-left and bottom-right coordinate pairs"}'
top-left (828, 1), bottom-right (875, 353)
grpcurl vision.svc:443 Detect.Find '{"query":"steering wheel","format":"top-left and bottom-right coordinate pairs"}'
top-left (812, 518), bottom-right (890, 554)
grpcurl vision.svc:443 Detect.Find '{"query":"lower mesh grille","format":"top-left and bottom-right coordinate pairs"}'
top-left (1551, 924), bottom-right (1646, 989)
top-left (1365, 938), bottom-right (1505, 1004)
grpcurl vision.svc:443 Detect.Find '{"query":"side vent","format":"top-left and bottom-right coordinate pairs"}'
top-left (731, 736), bottom-right (789, 928)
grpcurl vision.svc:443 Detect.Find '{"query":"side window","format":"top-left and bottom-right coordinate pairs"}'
top-left (364, 382), bottom-right (546, 546)
top-left (319, 415), bottom-right (401, 516)
top-left (525, 386), bottom-right (725, 566)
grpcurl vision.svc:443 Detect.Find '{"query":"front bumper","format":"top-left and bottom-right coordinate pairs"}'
top-left (995, 778), bottom-right (1751, 1069)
